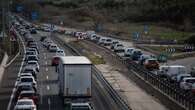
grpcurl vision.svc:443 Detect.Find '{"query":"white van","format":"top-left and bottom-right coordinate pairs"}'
top-left (158, 65), bottom-right (187, 78)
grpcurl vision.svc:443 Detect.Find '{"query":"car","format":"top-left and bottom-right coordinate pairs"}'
top-left (143, 58), bottom-right (159, 70)
top-left (56, 49), bottom-right (65, 56)
top-left (180, 77), bottom-right (195, 90)
top-left (26, 55), bottom-right (39, 62)
top-left (19, 76), bottom-right (37, 88)
top-left (124, 48), bottom-right (135, 57)
top-left (131, 49), bottom-right (143, 61)
top-left (27, 61), bottom-right (40, 72)
top-left (97, 38), bottom-right (106, 45)
top-left (49, 44), bottom-right (58, 52)
top-left (18, 90), bottom-right (39, 105)
top-left (30, 28), bottom-right (37, 34)
top-left (51, 56), bottom-right (60, 66)
top-left (138, 54), bottom-right (151, 65)
top-left (26, 48), bottom-right (39, 55)
top-left (111, 41), bottom-right (119, 49)
top-left (16, 83), bottom-right (37, 97)
top-left (25, 51), bottom-right (37, 56)
top-left (174, 74), bottom-right (191, 82)
top-left (14, 99), bottom-right (37, 110)
top-left (20, 73), bottom-right (33, 78)
top-left (113, 44), bottom-right (124, 52)
top-left (104, 38), bottom-right (112, 46)
top-left (23, 66), bottom-right (37, 79)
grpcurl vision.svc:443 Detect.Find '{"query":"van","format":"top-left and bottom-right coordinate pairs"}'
top-left (158, 65), bottom-right (187, 78)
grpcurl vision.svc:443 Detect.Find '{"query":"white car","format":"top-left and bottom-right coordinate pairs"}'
top-left (104, 38), bottom-right (112, 46)
top-left (14, 99), bottom-right (37, 110)
top-left (114, 44), bottom-right (124, 52)
top-left (97, 38), bottom-right (106, 45)
top-left (56, 49), bottom-right (65, 56)
top-left (27, 61), bottom-right (39, 72)
top-left (180, 77), bottom-right (195, 90)
top-left (124, 48), bottom-right (135, 57)
top-left (49, 44), bottom-right (58, 52)
top-left (19, 76), bottom-right (37, 88)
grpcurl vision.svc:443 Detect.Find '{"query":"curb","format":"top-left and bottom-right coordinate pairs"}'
top-left (0, 52), bottom-right (9, 85)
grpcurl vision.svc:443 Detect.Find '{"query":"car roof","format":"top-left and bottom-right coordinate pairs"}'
top-left (60, 56), bottom-right (91, 64)
top-left (20, 90), bottom-right (35, 94)
top-left (183, 77), bottom-right (195, 80)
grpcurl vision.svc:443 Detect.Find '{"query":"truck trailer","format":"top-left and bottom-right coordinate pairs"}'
top-left (58, 56), bottom-right (92, 103)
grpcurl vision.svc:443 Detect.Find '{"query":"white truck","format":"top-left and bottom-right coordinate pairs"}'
top-left (58, 56), bottom-right (92, 103)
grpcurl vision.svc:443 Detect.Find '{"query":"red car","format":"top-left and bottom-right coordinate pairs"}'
top-left (51, 56), bottom-right (60, 66)
top-left (18, 90), bottom-right (39, 105)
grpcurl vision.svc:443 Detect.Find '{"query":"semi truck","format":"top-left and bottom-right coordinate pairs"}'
top-left (57, 56), bottom-right (92, 104)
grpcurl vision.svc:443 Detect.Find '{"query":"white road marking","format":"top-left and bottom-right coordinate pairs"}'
top-left (46, 75), bottom-right (49, 80)
top-left (44, 56), bottom-right (47, 59)
top-left (48, 98), bottom-right (51, 110)
top-left (46, 68), bottom-right (48, 71)
top-left (45, 61), bottom-right (48, 65)
top-left (47, 85), bottom-right (50, 90)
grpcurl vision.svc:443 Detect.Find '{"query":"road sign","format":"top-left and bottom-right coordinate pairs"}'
top-left (166, 48), bottom-right (175, 53)
top-left (132, 32), bottom-right (140, 40)
top-left (144, 25), bottom-right (149, 34)
top-left (31, 11), bottom-right (38, 21)
top-left (158, 53), bottom-right (168, 62)
top-left (16, 5), bottom-right (23, 13)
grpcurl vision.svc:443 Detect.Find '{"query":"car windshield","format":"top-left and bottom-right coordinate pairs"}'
top-left (186, 79), bottom-right (195, 83)
top-left (21, 78), bottom-right (33, 82)
top-left (21, 93), bottom-right (34, 97)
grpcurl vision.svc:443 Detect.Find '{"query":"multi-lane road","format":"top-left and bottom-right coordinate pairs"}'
top-left (0, 30), bottom-right (124, 110)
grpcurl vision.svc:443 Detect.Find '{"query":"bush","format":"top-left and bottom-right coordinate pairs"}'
top-left (185, 35), bottom-right (195, 45)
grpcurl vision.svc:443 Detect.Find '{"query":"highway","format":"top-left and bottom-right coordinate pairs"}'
top-left (0, 29), bottom-right (127, 110)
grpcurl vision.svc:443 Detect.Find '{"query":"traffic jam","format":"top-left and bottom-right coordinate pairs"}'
top-left (70, 31), bottom-right (195, 96)
top-left (11, 17), bottom-right (66, 110)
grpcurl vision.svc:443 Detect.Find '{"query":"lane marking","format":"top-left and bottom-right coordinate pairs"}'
top-left (48, 98), bottom-right (51, 110)
top-left (46, 68), bottom-right (48, 71)
top-left (47, 85), bottom-right (50, 90)
top-left (45, 61), bottom-right (48, 65)
top-left (44, 56), bottom-right (47, 60)
top-left (46, 75), bottom-right (49, 80)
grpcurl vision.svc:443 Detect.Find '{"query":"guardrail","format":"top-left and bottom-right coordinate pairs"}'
top-left (54, 35), bottom-right (131, 110)
top-left (84, 40), bottom-right (195, 110)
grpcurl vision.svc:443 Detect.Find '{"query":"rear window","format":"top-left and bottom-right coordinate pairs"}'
top-left (21, 78), bottom-right (33, 82)
top-left (186, 79), bottom-right (195, 83)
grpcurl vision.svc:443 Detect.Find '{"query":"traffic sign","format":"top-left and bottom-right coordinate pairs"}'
top-left (31, 11), bottom-right (38, 21)
top-left (132, 32), bottom-right (140, 41)
top-left (144, 25), bottom-right (149, 34)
